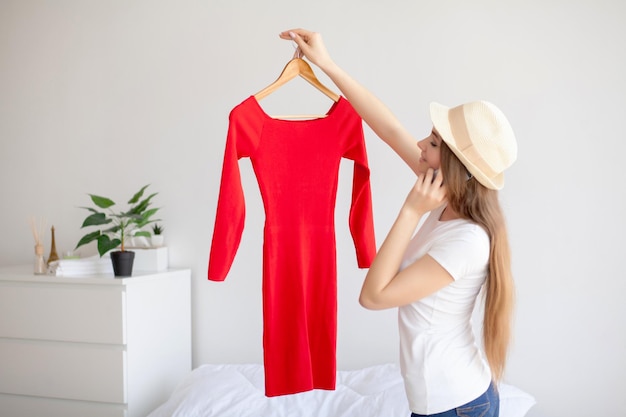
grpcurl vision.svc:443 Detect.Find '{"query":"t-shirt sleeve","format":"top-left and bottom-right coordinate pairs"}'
top-left (427, 225), bottom-right (490, 281)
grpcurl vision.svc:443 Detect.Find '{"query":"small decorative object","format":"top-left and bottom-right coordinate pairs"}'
top-left (75, 184), bottom-right (160, 277)
top-left (34, 244), bottom-right (46, 274)
top-left (30, 216), bottom-right (47, 275)
top-left (47, 225), bottom-right (59, 265)
top-left (151, 223), bottom-right (165, 247)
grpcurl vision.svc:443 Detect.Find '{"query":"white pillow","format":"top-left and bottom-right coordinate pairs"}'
top-left (499, 383), bottom-right (537, 417)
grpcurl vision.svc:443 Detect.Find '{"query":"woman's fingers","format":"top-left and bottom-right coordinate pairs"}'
top-left (406, 169), bottom-right (447, 215)
top-left (279, 29), bottom-right (330, 68)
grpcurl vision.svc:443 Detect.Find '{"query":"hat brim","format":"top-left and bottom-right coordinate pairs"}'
top-left (429, 102), bottom-right (504, 190)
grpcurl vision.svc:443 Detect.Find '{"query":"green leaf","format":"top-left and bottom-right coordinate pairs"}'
top-left (81, 212), bottom-right (111, 228)
top-left (89, 194), bottom-right (115, 209)
top-left (128, 193), bottom-right (158, 215)
top-left (128, 184), bottom-right (150, 204)
top-left (102, 225), bottom-right (121, 235)
top-left (79, 207), bottom-right (100, 214)
top-left (142, 207), bottom-right (159, 220)
top-left (135, 218), bottom-right (161, 229)
top-left (75, 230), bottom-right (101, 249)
top-left (134, 231), bottom-right (151, 238)
top-left (112, 212), bottom-right (138, 221)
top-left (97, 235), bottom-right (121, 257)
top-left (133, 208), bottom-right (161, 228)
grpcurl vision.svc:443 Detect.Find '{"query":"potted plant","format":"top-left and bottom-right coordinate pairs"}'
top-left (75, 184), bottom-right (160, 277)
top-left (151, 223), bottom-right (165, 247)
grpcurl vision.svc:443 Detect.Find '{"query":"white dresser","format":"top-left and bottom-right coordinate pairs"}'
top-left (0, 265), bottom-right (192, 417)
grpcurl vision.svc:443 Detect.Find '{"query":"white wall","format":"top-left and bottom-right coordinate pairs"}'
top-left (1, 1), bottom-right (624, 416)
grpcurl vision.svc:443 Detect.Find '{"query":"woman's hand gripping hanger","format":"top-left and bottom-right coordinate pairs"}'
top-left (253, 41), bottom-right (340, 119)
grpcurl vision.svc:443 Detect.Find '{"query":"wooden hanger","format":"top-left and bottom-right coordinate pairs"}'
top-left (254, 58), bottom-right (340, 119)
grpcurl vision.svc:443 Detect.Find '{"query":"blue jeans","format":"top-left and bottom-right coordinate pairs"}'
top-left (410, 382), bottom-right (499, 417)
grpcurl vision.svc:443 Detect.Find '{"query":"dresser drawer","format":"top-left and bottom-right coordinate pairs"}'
top-left (0, 282), bottom-right (125, 344)
top-left (0, 339), bottom-right (126, 403)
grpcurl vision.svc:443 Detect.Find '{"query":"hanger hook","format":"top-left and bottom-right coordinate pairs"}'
top-left (291, 41), bottom-right (303, 59)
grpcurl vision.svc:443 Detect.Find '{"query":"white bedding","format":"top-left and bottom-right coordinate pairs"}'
top-left (147, 363), bottom-right (535, 417)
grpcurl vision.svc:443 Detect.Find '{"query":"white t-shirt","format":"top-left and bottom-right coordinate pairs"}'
top-left (398, 205), bottom-right (492, 414)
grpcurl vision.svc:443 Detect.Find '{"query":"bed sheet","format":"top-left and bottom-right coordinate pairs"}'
top-left (147, 363), bottom-right (535, 417)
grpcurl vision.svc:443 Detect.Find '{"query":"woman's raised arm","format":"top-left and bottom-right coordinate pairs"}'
top-left (280, 29), bottom-right (422, 174)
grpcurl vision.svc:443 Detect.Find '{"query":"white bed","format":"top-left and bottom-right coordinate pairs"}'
top-left (147, 363), bottom-right (535, 417)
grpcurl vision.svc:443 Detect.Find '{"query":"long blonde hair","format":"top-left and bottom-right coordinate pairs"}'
top-left (440, 142), bottom-right (514, 382)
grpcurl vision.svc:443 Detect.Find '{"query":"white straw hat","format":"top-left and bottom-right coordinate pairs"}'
top-left (430, 100), bottom-right (517, 190)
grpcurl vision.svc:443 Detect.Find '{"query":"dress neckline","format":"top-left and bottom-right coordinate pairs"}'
top-left (248, 95), bottom-right (344, 123)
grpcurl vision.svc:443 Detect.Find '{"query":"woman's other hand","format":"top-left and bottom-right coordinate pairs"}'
top-left (402, 169), bottom-right (447, 217)
top-left (360, 168), bottom-right (451, 310)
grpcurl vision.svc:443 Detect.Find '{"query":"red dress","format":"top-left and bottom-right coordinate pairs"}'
top-left (208, 96), bottom-right (376, 397)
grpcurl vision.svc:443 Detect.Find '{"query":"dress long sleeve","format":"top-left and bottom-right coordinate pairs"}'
top-left (207, 103), bottom-right (263, 281)
top-left (343, 113), bottom-right (376, 268)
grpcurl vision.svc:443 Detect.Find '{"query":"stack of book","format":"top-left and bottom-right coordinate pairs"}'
top-left (50, 256), bottom-right (113, 276)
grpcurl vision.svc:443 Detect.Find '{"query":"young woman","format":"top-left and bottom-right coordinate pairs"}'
top-left (280, 29), bottom-right (517, 417)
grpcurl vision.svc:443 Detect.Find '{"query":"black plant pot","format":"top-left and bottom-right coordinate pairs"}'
top-left (110, 250), bottom-right (135, 277)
